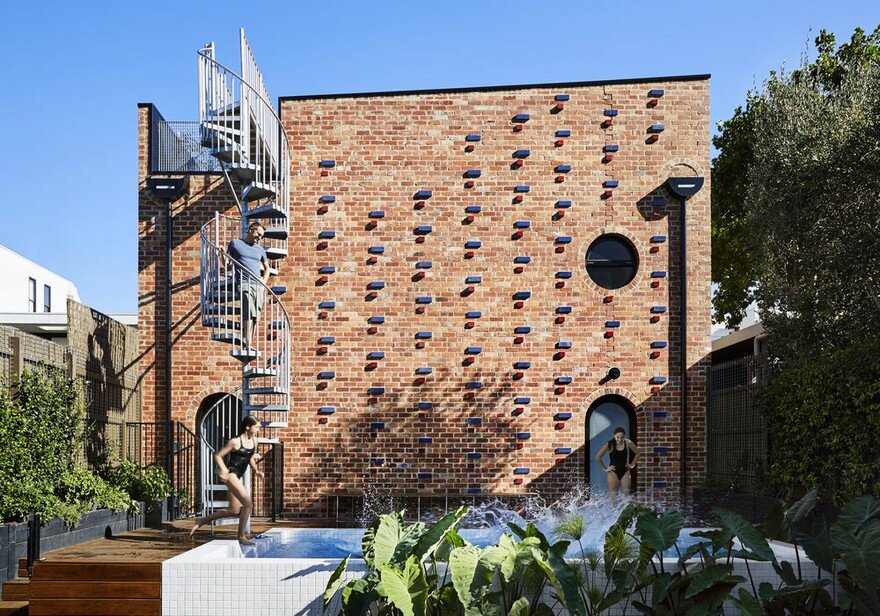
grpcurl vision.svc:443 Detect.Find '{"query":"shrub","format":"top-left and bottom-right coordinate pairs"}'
top-left (103, 460), bottom-right (172, 512)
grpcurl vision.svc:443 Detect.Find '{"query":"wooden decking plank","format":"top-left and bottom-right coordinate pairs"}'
top-left (0, 601), bottom-right (28, 616)
top-left (0, 580), bottom-right (29, 601)
top-left (28, 599), bottom-right (159, 615)
top-left (28, 581), bottom-right (159, 600)
top-left (31, 562), bottom-right (160, 582)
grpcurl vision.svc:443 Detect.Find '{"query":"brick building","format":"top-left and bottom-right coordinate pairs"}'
top-left (138, 36), bottom-right (710, 517)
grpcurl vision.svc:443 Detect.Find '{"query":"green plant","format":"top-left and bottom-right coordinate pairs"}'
top-left (103, 460), bottom-right (172, 512)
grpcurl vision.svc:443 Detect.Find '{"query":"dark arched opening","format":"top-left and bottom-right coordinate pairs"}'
top-left (585, 395), bottom-right (637, 497)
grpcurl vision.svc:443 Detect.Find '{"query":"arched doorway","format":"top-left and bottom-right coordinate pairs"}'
top-left (585, 396), bottom-right (636, 497)
top-left (196, 391), bottom-right (242, 517)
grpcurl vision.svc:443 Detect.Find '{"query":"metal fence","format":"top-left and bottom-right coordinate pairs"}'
top-left (707, 354), bottom-right (768, 491)
top-left (149, 106), bottom-right (221, 173)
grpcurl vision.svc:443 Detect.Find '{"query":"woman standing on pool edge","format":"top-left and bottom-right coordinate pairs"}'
top-left (190, 416), bottom-right (263, 545)
top-left (594, 426), bottom-right (639, 506)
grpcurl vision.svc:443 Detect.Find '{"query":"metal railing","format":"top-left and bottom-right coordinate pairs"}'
top-left (150, 116), bottom-right (222, 174)
top-left (173, 422), bottom-right (198, 519)
top-left (200, 213), bottom-right (290, 425)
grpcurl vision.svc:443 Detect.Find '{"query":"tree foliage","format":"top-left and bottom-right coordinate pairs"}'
top-left (712, 25), bottom-right (880, 354)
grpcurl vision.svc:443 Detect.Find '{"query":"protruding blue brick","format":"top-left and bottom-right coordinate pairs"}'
top-left (467, 452), bottom-right (483, 460)
top-left (556, 271), bottom-right (573, 279)
top-left (319, 195), bottom-right (336, 203)
top-left (415, 331), bottom-right (432, 339)
top-left (653, 411), bottom-right (668, 418)
top-left (514, 326), bottom-right (531, 334)
top-left (648, 124), bottom-right (666, 133)
top-left (516, 432), bottom-right (531, 439)
top-left (650, 377), bottom-right (668, 385)
top-left (513, 467), bottom-right (530, 475)
top-left (651, 341), bottom-right (668, 349)
top-left (318, 231), bottom-right (336, 239)
top-left (555, 236), bottom-right (572, 244)
top-left (319, 159), bottom-right (336, 167)
top-left (514, 397), bottom-right (531, 405)
top-left (369, 211), bottom-right (385, 218)
top-left (318, 301), bottom-right (336, 309)
top-left (514, 185), bottom-right (531, 193)
top-left (466, 381), bottom-right (483, 389)
top-left (651, 306), bottom-right (667, 314)
top-left (653, 481), bottom-right (668, 489)
top-left (368, 246), bottom-right (385, 254)
top-left (465, 134), bottom-right (482, 142)
top-left (418, 437), bottom-right (433, 444)
top-left (555, 165), bottom-right (571, 173)
top-left (465, 347), bottom-right (482, 354)
top-left (514, 256), bottom-right (531, 264)
top-left (556, 341), bottom-right (572, 349)
top-left (556, 306), bottom-right (572, 314)
top-left (652, 198), bottom-right (668, 207)
top-left (514, 220), bottom-right (531, 229)
top-left (318, 336), bottom-right (336, 344)
top-left (603, 144), bottom-right (620, 152)
top-left (465, 205), bottom-right (482, 214)
top-left (318, 267), bottom-right (337, 276)
top-left (513, 362), bottom-right (531, 369)
top-left (369, 386), bottom-right (386, 395)
top-left (467, 487), bottom-right (483, 494)
top-left (555, 200), bottom-right (572, 208)
top-left (513, 149), bottom-right (531, 158)
top-left (415, 190), bottom-right (433, 199)
top-left (415, 226), bottom-right (433, 234)
top-left (650, 235), bottom-right (667, 243)
top-left (555, 412), bottom-right (572, 420)
top-left (465, 276), bottom-right (482, 284)
top-left (371, 457), bottom-right (384, 465)
top-left (648, 89), bottom-right (665, 97)
top-left (417, 472), bottom-right (433, 480)
top-left (417, 402), bottom-right (433, 410)
top-left (651, 271), bottom-right (667, 278)
top-left (318, 371), bottom-right (335, 380)
top-left (603, 109), bottom-right (619, 117)
top-left (605, 321), bottom-right (621, 328)
top-left (368, 316), bottom-right (386, 324)
top-left (555, 376), bottom-right (573, 385)
top-left (513, 291), bottom-right (531, 301)
top-left (464, 169), bottom-right (482, 178)
top-left (513, 113), bottom-right (530, 122)
top-left (367, 352), bottom-right (385, 360)
top-left (465, 241), bottom-right (482, 249)
top-left (603, 180), bottom-right (619, 188)
top-left (271, 286), bottom-right (287, 295)
top-left (467, 417), bottom-right (483, 426)
top-left (555, 94), bottom-right (570, 101)
top-left (556, 130), bottom-right (571, 137)
top-left (415, 367), bottom-right (433, 375)
top-left (653, 446), bottom-right (669, 454)
top-left (367, 281), bottom-right (386, 290)
top-left (555, 447), bottom-right (572, 455)
top-left (318, 406), bottom-right (336, 415)
top-left (465, 311), bottom-right (482, 319)
top-left (415, 297), bottom-right (432, 304)
top-left (416, 261), bottom-right (432, 269)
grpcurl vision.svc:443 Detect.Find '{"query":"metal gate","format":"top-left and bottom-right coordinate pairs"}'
top-left (198, 391), bottom-right (243, 517)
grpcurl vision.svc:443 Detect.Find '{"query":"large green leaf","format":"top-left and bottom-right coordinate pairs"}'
top-left (498, 536), bottom-right (540, 583)
top-left (729, 588), bottom-right (764, 616)
top-left (830, 519), bottom-right (880, 595)
top-left (507, 597), bottom-right (530, 616)
top-left (677, 540), bottom-right (713, 566)
top-left (449, 545), bottom-right (504, 613)
top-left (635, 509), bottom-right (684, 553)
top-left (684, 563), bottom-right (744, 599)
top-left (839, 571), bottom-right (880, 616)
top-left (835, 495), bottom-right (880, 534)
top-left (362, 516), bottom-right (381, 568)
top-left (373, 512), bottom-right (424, 568)
top-left (323, 555), bottom-right (350, 612)
top-left (791, 512), bottom-right (834, 572)
top-left (377, 556), bottom-right (428, 616)
top-left (530, 548), bottom-right (586, 616)
top-left (341, 578), bottom-right (374, 616)
top-left (713, 507), bottom-right (775, 562)
top-left (762, 499), bottom-right (786, 540)
top-left (411, 506), bottom-right (468, 561)
top-left (785, 489), bottom-right (818, 525)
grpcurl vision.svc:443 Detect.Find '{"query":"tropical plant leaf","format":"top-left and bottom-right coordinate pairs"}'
top-left (377, 556), bottom-right (428, 616)
top-left (498, 536), bottom-right (540, 583)
top-left (533, 604), bottom-right (555, 616)
top-left (762, 498), bottom-right (786, 540)
top-left (713, 507), bottom-right (775, 562)
top-left (341, 578), bottom-right (373, 616)
top-left (839, 570), bottom-right (880, 616)
top-left (791, 512), bottom-right (834, 572)
top-left (323, 555), bottom-right (350, 611)
top-left (785, 489), bottom-right (817, 526)
top-left (684, 563), bottom-right (736, 598)
top-left (835, 495), bottom-right (880, 534)
top-left (635, 509), bottom-right (684, 553)
top-left (507, 521), bottom-right (527, 539)
top-left (830, 518), bottom-right (880, 595)
top-left (531, 548), bottom-right (586, 616)
top-left (508, 597), bottom-right (530, 616)
top-left (677, 540), bottom-right (713, 566)
top-left (373, 512), bottom-right (423, 568)
top-left (411, 506), bottom-right (468, 561)
top-left (772, 560), bottom-right (799, 586)
top-left (729, 588), bottom-right (764, 616)
top-left (651, 571), bottom-right (675, 604)
top-left (362, 516), bottom-right (381, 568)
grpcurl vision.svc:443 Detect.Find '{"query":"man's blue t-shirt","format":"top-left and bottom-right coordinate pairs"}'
top-left (227, 238), bottom-right (267, 278)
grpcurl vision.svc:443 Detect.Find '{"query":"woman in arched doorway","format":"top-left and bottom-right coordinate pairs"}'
top-left (190, 416), bottom-right (263, 545)
top-left (594, 426), bottom-right (639, 506)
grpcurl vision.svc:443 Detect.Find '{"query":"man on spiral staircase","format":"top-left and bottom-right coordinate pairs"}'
top-left (226, 221), bottom-right (271, 348)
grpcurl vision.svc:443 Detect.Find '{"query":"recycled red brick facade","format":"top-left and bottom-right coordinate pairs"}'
top-left (138, 75), bottom-right (711, 516)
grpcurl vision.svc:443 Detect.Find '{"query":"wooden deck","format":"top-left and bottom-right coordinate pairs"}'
top-left (3, 519), bottom-right (344, 615)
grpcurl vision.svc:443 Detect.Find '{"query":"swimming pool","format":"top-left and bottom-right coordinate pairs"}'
top-left (163, 528), bottom-right (816, 616)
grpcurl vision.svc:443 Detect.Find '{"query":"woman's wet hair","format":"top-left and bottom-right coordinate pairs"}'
top-left (613, 426), bottom-right (626, 435)
top-left (240, 415), bottom-right (259, 434)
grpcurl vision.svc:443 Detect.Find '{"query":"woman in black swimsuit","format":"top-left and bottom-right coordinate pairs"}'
top-left (594, 426), bottom-right (639, 506)
top-left (190, 416), bottom-right (263, 545)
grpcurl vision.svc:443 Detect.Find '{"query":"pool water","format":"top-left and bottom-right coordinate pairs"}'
top-left (249, 528), bottom-right (705, 559)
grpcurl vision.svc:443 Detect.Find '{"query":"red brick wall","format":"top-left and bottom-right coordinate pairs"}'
top-left (138, 75), bottom-right (711, 516)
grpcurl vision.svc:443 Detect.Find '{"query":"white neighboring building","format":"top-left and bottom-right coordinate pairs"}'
top-left (0, 243), bottom-right (80, 313)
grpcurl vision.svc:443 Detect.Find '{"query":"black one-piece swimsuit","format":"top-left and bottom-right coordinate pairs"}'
top-left (608, 442), bottom-right (631, 480)
top-left (226, 437), bottom-right (256, 478)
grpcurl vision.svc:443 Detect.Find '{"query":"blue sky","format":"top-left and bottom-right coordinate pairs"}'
top-left (0, 1), bottom-right (876, 314)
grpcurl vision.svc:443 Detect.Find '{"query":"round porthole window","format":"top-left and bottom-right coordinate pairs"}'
top-left (585, 235), bottom-right (638, 289)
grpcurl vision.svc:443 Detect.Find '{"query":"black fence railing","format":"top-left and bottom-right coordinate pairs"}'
top-left (173, 422), bottom-right (198, 519)
top-left (707, 354), bottom-right (768, 491)
top-left (149, 106), bottom-right (221, 174)
top-left (253, 442), bottom-right (284, 521)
